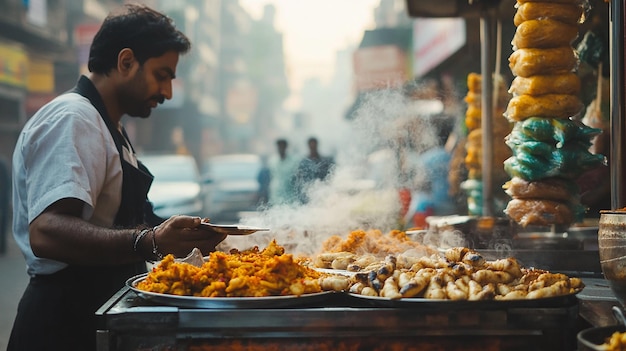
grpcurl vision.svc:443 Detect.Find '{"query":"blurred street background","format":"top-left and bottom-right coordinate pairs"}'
top-left (0, 0), bottom-right (610, 346)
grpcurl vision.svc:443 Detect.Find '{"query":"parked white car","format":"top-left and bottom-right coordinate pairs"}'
top-left (140, 154), bottom-right (205, 218)
top-left (201, 154), bottom-right (263, 222)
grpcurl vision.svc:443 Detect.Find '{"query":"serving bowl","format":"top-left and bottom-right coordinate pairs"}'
top-left (578, 325), bottom-right (626, 351)
top-left (599, 210), bottom-right (626, 306)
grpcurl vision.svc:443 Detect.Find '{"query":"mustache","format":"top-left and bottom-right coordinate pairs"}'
top-left (151, 96), bottom-right (165, 104)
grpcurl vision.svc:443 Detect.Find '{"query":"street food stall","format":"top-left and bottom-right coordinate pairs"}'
top-left (95, 0), bottom-right (626, 350)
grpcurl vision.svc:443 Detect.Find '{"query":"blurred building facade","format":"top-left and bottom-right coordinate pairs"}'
top-left (0, 0), bottom-right (127, 168)
top-left (0, 0), bottom-right (290, 171)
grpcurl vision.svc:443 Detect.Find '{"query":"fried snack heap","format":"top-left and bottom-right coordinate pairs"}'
top-left (343, 247), bottom-right (584, 301)
top-left (137, 240), bottom-right (325, 297)
top-left (503, 0), bottom-right (604, 227)
top-left (602, 331), bottom-right (626, 351)
top-left (461, 73), bottom-right (513, 216)
top-left (319, 229), bottom-right (437, 258)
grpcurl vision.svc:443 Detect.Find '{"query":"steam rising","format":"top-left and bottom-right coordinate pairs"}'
top-left (220, 88), bottom-right (448, 256)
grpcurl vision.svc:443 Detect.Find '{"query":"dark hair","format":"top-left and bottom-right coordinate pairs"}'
top-left (276, 139), bottom-right (288, 147)
top-left (88, 4), bottom-right (191, 74)
top-left (431, 114), bottom-right (454, 146)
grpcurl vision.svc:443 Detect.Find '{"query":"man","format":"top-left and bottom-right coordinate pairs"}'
top-left (268, 139), bottom-right (299, 205)
top-left (404, 116), bottom-right (457, 227)
top-left (8, 5), bottom-right (226, 351)
top-left (293, 137), bottom-right (335, 203)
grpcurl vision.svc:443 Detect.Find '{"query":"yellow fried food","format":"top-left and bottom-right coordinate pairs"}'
top-left (504, 93), bottom-right (583, 121)
top-left (512, 19), bottom-right (579, 50)
top-left (603, 331), bottom-right (626, 351)
top-left (516, 0), bottom-right (583, 4)
top-left (341, 244), bottom-right (583, 301)
top-left (137, 240), bottom-right (325, 297)
top-left (464, 91), bottom-right (481, 106)
top-left (467, 72), bottom-right (482, 93)
top-left (465, 105), bottom-right (482, 130)
top-left (509, 47), bottom-right (578, 77)
top-left (319, 229), bottom-right (437, 258)
top-left (504, 198), bottom-right (574, 227)
top-left (513, 2), bottom-right (584, 26)
top-left (509, 73), bottom-right (581, 96)
top-left (503, 176), bottom-right (576, 202)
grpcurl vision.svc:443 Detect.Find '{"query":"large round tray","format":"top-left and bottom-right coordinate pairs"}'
top-left (346, 290), bottom-right (581, 309)
top-left (126, 274), bottom-right (335, 309)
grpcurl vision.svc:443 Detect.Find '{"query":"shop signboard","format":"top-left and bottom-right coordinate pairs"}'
top-left (27, 58), bottom-right (54, 93)
top-left (412, 17), bottom-right (466, 78)
top-left (74, 23), bottom-right (101, 76)
top-left (24, 57), bottom-right (55, 116)
top-left (0, 42), bottom-right (28, 88)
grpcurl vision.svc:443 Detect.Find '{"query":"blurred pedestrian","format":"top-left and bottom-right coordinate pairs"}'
top-left (8, 5), bottom-right (226, 351)
top-left (294, 137), bottom-right (335, 203)
top-left (268, 139), bottom-right (299, 205)
top-left (256, 155), bottom-right (271, 206)
top-left (404, 116), bottom-right (456, 227)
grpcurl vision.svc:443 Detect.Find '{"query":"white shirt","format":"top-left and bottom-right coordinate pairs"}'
top-left (12, 92), bottom-right (124, 276)
top-left (268, 153), bottom-right (299, 204)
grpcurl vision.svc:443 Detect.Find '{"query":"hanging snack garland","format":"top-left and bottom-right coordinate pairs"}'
top-left (503, 0), bottom-right (605, 227)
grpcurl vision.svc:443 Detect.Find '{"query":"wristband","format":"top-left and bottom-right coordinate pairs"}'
top-left (133, 227), bottom-right (151, 254)
top-left (150, 225), bottom-right (164, 261)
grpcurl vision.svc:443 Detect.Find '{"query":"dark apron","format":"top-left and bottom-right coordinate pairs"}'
top-left (8, 76), bottom-right (162, 351)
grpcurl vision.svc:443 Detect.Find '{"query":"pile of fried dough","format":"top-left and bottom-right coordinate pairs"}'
top-left (602, 331), bottom-right (626, 351)
top-left (137, 239), bottom-right (325, 297)
top-left (315, 247), bottom-right (583, 300)
top-left (138, 229), bottom-right (584, 301)
top-left (313, 229), bottom-right (584, 300)
top-left (503, 0), bottom-right (605, 227)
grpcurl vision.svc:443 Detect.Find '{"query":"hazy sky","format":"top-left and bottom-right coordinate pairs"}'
top-left (240, 0), bottom-right (380, 109)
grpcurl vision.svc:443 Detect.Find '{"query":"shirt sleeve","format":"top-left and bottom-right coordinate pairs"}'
top-left (20, 104), bottom-right (112, 223)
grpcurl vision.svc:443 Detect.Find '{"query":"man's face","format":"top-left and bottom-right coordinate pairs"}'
top-left (120, 50), bottom-right (180, 118)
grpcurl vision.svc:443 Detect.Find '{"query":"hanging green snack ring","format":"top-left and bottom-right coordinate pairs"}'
top-left (513, 117), bottom-right (602, 146)
top-left (504, 156), bottom-right (557, 181)
top-left (551, 118), bottom-right (602, 146)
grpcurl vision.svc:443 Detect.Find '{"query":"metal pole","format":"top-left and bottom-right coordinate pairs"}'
top-left (480, 8), bottom-right (494, 217)
top-left (610, 0), bottom-right (626, 209)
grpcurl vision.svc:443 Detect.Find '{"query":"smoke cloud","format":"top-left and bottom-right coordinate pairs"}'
top-left (220, 87), bottom-right (448, 256)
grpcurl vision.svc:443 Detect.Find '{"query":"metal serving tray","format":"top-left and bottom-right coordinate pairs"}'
top-left (128, 273), bottom-right (581, 310)
top-left (127, 274), bottom-right (335, 309)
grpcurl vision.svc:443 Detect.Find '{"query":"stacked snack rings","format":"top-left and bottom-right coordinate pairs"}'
top-left (462, 73), bottom-right (513, 216)
top-left (503, 0), bottom-right (605, 227)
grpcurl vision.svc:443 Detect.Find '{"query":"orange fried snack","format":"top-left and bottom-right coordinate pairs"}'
top-left (516, 0), bottom-right (583, 4)
top-left (504, 198), bottom-right (574, 227)
top-left (137, 240), bottom-right (323, 297)
top-left (512, 19), bottom-right (579, 50)
top-left (513, 2), bottom-right (584, 26)
top-left (504, 94), bottom-right (583, 121)
top-left (509, 47), bottom-right (578, 77)
top-left (503, 176), bottom-right (577, 202)
top-left (320, 229), bottom-right (437, 257)
top-left (508, 73), bottom-right (581, 96)
top-left (603, 331), bottom-right (626, 351)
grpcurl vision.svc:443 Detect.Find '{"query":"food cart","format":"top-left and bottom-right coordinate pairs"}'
top-left (95, 0), bottom-right (626, 350)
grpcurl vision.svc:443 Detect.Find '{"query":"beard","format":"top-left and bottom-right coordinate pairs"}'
top-left (119, 69), bottom-right (164, 118)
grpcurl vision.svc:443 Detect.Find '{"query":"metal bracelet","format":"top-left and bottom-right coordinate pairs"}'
top-left (133, 228), bottom-right (151, 254)
top-left (150, 226), bottom-right (164, 261)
